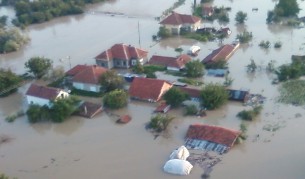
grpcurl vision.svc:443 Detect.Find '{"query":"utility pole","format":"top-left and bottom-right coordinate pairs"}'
top-left (138, 21), bottom-right (141, 48)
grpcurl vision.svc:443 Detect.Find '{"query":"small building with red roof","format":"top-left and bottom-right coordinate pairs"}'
top-left (185, 124), bottom-right (240, 154)
top-left (202, 6), bottom-right (214, 17)
top-left (149, 54), bottom-right (192, 71)
top-left (160, 12), bottom-right (201, 35)
top-left (95, 43), bottom-right (148, 69)
top-left (129, 77), bottom-right (173, 102)
top-left (202, 42), bottom-right (239, 64)
top-left (26, 84), bottom-right (69, 107)
top-left (66, 65), bottom-right (108, 92)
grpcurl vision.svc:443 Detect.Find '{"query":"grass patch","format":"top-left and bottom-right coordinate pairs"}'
top-left (278, 80), bottom-right (305, 105)
top-left (178, 78), bottom-right (203, 86)
top-left (5, 110), bottom-right (25, 123)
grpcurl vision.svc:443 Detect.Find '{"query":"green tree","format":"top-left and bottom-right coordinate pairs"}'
top-left (0, 68), bottom-right (22, 96)
top-left (200, 83), bottom-right (229, 110)
top-left (25, 56), bottom-right (53, 79)
top-left (103, 89), bottom-right (128, 109)
top-left (100, 70), bottom-right (124, 92)
top-left (235, 11), bottom-right (247, 24)
top-left (185, 60), bottom-right (205, 78)
top-left (0, 173), bottom-right (17, 179)
top-left (163, 87), bottom-right (189, 107)
top-left (50, 96), bottom-right (80, 123)
top-left (275, 0), bottom-right (300, 17)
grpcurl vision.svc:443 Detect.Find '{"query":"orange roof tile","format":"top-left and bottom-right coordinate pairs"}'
top-left (95, 43), bottom-right (148, 62)
top-left (202, 44), bottom-right (238, 64)
top-left (72, 65), bottom-right (108, 84)
top-left (160, 12), bottom-right (201, 25)
top-left (185, 124), bottom-right (240, 147)
top-left (129, 77), bottom-right (173, 102)
top-left (149, 54), bottom-right (192, 69)
top-left (26, 84), bottom-right (64, 100)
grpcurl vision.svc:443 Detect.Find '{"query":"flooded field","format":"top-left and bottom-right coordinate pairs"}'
top-left (1, 0), bottom-right (305, 178)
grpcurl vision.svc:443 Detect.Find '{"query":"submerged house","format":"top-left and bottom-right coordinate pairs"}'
top-left (25, 84), bottom-right (69, 107)
top-left (160, 12), bottom-right (201, 35)
top-left (185, 124), bottom-right (240, 154)
top-left (95, 43), bottom-right (148, 69)
top-left (66, 65), bottom-right (108, 92)
top-left (202, 42), bottom-right (239, 64)
top-left (129, 77), bottom-right (173, 102)
top-left (148, 54), bottom-right (192, 71)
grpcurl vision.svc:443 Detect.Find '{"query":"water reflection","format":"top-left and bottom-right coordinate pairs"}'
top-left (30, 116), bottom-right (84, 136)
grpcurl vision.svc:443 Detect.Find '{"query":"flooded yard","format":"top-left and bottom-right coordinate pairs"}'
top-left (1, 0), bottom-right (305, 178)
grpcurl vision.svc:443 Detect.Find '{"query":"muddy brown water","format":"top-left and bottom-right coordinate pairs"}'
top-left (1, 0), bottom-right (305, 178)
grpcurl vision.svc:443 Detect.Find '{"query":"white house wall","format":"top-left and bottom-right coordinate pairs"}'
top-left (73, 82), bottom-right (101, 92)
top-left (26, 95), bottom-right (51, 107)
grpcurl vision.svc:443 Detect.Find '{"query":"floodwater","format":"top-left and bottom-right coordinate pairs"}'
top-left (1, 0), bottom-right (305, 178)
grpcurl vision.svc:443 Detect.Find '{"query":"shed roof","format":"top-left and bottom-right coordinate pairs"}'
top-left (185, 124), bottom-right (240, 147)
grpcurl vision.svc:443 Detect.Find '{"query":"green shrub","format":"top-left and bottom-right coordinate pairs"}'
top-left (184, 105), bottom-right (198, 115)
top-left (148, 114), bottom-right (174, 132)
top-left (236, 106), bottom-right (263, 121)
top-left (103, 89), bottom-right (128, 109)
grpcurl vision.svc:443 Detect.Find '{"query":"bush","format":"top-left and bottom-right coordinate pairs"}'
top-left (184, 105), bottom-right (198, 115)
top-left (200, 83), bottom-right (229, 110)
top-left (236, 106), bottom-right (263, 121)
top-left (259, 40), bottom-right (271, 48)
top-left (157, 26), bottom-right (171, 38)
top-left (205, 60), bottom-right (228, 69)
top-left (274, 41), bottom-right (282, 48)
top-left (103, 89), bottom-right (128, 109)
top-left (148, 114), bottom-right (174, 132)
top-left (163, 87), bottom-right (189, 107)
top-left (236, 31), bottom-right (253, 43)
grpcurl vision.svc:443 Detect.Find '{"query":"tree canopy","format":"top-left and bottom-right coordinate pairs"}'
top-left (25, 56), bottom-right (53, 79)
top-left (275, 0), bottom-right (300, 17)
top-left (200, 83), bottom-right (229, 110)
top-left (12, 0), bottom-right (107, 26)
top-left (26, 96), bottom-right (80, 123)
top-left (103, 89), bottom-right (128, 109)
top-left (163, 87), bottom-right (189, 107)
top-left (0, 27), bottom-right (29, 54)
top-left (235, 11), bottom-right (247, 24)
top-left (0, 68), bottom-right (22, 97)
top-left (100, 70), bottom-right (124, 92)
top-left (185, 60), bottom-right (205, 78)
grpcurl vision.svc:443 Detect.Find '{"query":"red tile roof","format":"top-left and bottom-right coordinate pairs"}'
top-left (178, 87), bottom-right (201, 98)
top-left (26, 84), bottom-right (65, 100)
top-left (117, 115), bottom-right (132, 124)
top-left (65, 64), bottom-right (88, 76)
top-left (129, 77), bottom-right (173, 102)
top-left (160, 12), bottom-right (201, 25)
top-left (149, 54), bottom-right (192, 69)
top-left (77, 101), bottom-right (103, 118)
top-left (95, 43), bottom-right (148, 62)
top-left (72, 65), bottom-right (108, 84)
top-left (202, 43), bottom-right (239, 64)
top-left (185, 124), bottom-right (241, 147)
